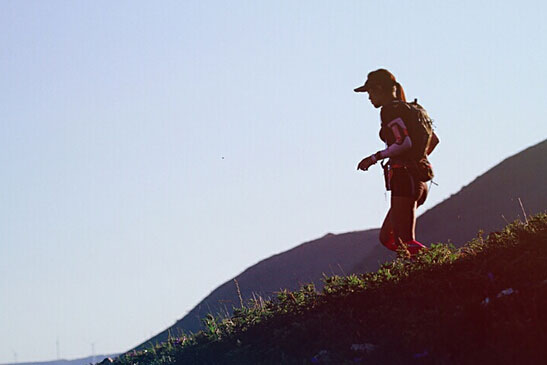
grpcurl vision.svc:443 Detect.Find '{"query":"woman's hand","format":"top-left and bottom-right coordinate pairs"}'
top-left (357, 156), bottom-right (376, 171)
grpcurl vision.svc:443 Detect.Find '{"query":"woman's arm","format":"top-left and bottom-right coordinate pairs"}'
top-left (376, 117), bottom-right (412, 159)
top-left (427, 132), bottom-right (439, 155)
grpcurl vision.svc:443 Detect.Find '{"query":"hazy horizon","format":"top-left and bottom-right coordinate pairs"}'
top-left (2, 0), bottom-right (546, 362)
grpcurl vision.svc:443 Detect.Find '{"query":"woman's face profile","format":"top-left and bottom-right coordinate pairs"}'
top-left (367, 86), bottom-right (384, 108)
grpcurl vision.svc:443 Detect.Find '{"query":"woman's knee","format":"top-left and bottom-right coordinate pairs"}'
top-left (390, 196), bottom-right (416, 242)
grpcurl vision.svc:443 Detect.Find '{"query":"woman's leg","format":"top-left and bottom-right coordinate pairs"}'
top-left (379, 209), bottom-right (398, 251)
top-left (384, 169), bottom-right (428, 254)
top-left (390, 196), bottom-right (417, 243)
top-left (391, 195), bottom-right (427, 255)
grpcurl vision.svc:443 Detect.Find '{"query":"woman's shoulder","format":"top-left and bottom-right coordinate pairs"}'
top-left (380, 100), bottom-right (411, 125)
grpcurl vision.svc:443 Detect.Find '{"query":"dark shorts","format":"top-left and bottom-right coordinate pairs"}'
top-left (390, 168), bottom-right (428, 206)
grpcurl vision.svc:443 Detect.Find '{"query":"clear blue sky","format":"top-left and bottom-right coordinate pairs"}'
top-left (1, 0), bottom-right (546, 362)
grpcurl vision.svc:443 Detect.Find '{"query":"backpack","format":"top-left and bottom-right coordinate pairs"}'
top-left (398, 99), bottom-right (435, 182)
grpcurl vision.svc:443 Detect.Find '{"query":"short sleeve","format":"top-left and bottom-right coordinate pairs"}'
top-left (379, 101), bottom-right (412, 145)
top-left (380, 102), bottom-right (405, 126)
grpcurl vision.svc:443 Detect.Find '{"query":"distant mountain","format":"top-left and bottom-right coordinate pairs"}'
top-left (134, 139), bottom-right (546, 351)
top-left (0, 354), bottom-right (119, 365)
top-left (417, 139), bottom-right (546, 244)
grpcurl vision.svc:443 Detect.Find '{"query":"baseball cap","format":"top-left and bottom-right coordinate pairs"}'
top-left (354, 80), bottom-right (371, 93)
top-left (354, 69), bottom-right (394, 93)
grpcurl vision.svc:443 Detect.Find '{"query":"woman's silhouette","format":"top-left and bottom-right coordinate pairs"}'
top-left (355, 69), bottom-right (439, 255)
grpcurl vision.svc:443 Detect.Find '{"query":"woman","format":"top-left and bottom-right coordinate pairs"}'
top-left (354, 69), bottom-right (439, 255)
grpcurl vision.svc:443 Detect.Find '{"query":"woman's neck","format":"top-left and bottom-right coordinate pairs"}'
top-left (381, 94), bottom-right (397, 107)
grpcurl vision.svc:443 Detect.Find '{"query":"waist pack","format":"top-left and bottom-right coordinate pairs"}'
top-left (404, 158), bottom-right (434, 182)
top-left (382, 158), bottom-right (434, 191)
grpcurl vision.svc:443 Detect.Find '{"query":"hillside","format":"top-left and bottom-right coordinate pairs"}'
top-left (114, 214), bottom-right (547, 364)
top-left (137, 229), bottom-right (380, 347)
top-left (134, 139), bottom-right (547, 351)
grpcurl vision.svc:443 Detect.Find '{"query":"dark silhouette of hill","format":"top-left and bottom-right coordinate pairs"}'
top-left (133, 138), bottom-right (546, 351)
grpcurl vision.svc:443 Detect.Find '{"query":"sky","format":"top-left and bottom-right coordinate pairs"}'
top-left (1, 0), bottom-right (546, 362)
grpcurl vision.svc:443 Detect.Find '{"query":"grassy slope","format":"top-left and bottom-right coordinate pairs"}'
top-left (139, 228), bottom-right (381, 346)
top-left (114, 214), bottom-right (547, 365)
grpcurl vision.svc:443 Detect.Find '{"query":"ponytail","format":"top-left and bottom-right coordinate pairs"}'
top-left (395, 82), bottom-right (406, 102)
